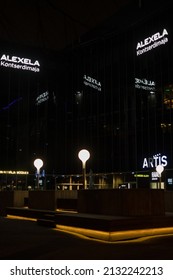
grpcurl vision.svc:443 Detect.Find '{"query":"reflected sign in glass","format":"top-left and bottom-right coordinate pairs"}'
top-left (83, 75), bottom-right (101, 92)
top-left (36, 91), bottom-right (49, 105)
top-left (135, 78), bottom-right (155, 92)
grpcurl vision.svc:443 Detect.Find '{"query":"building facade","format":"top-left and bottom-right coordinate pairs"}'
top-left (0, 2), bottom-right (173, 189)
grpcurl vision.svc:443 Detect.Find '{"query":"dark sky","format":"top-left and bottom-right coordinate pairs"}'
top-left (0, 0), bottom-right (134, 52)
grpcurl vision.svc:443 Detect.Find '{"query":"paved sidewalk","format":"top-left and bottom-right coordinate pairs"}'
top-left (1, 214), bottom-right (173, 259)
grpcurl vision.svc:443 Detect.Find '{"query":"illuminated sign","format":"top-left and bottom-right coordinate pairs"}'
top-left (0, 170), bottom-right (29, 175)
top-left (151, 172), bottom-right (159, 181)
top-left (136, 28), bottom-right (168, 56)
top-left (36, 91), bottom-right (49, 105)
top-left (0, 54), bottom-right (40, 72)
top-left (134, 174), bottom-right (149, 177)
top-left (142, 153), bottom-right (167, 169)
top-left (167, 178), bottom-right (173, 185)
top-left (83, 75), bottom-right (101, 91)
top-left (135, 78), bottom-right (155, 92)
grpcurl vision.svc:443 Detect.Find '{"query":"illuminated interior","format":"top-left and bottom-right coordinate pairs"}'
top-left (164, 85), bottom-right (173, 109)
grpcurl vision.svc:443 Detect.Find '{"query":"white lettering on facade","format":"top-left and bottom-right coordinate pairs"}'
top-left (0, 54), bottom-right (40, 72)
top-left (136, 28), bottom-right (168, 56)
top-left (142, 154), bottom-right (168, 169)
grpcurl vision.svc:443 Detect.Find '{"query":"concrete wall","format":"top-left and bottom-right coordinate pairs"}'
top-left (28, 190), bottom-right (78, 211)
top-left (0, 192), bottom-right (13, 216)
top-left (13, 191), bottom-right (28, 207)
top-left (77, 189), bottom-right (165, 216)
top-left (1, 189), bottom-right (170, 216)
top-left (56, 190), bottom-right (78, 210)
top-left (0, 191), bottom-right (28, 216)
top-left (56, 190), bottom-right (78, 199)
top-left (28, 190), bottom-right (57, 211)
top-left (165, 191), bottom-right (173, 212)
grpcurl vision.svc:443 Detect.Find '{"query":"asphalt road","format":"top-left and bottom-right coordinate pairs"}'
top-left (1, 216), bottom-right (173, 260)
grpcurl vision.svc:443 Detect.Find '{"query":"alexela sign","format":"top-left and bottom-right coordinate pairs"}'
top-left (136, 28), bottom-right (168, 56)
top-left (0, 54), bottom-right (40, 72)
top-left (142, 153), bottom-right (167, 169)
top-left (83, 74), bottom-right (101, 92)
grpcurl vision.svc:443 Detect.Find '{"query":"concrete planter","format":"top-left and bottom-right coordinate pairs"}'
top-left (77, 189), bottom-right (165, 216)
top-left (28, 190), bottom-right (57, 211)
top-left (0, 190), bottom-right (28, 216)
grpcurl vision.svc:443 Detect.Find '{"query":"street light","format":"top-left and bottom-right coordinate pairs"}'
top-left (156, 164), bottom-right (164, 189)
top-left (78, 149), bottom-right (90, 189)
top-left (34, 158), bottom-right (43, 189)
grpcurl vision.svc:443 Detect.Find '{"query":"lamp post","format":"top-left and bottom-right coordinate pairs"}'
top-left (156, 164), bottom-right (164, 189)
top-left (34, 158), bottom-right (43, 189)
top-left (78, 149), bottom-right (90, 189)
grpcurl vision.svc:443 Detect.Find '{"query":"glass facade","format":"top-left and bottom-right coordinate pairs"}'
top-left (1, 2), bottom-right (173, 189)
top-left (61, 3), bottom-right (173, 176)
